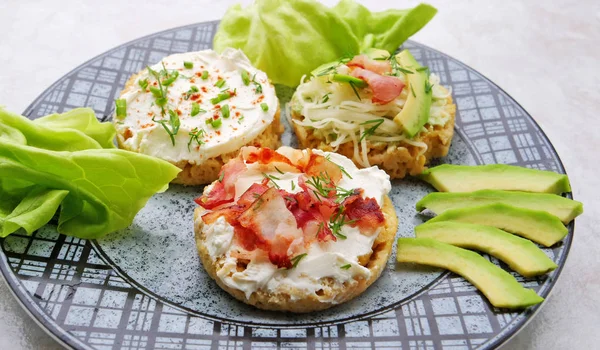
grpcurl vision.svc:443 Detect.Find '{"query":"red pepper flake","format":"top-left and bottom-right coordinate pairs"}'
top-left (232, 127), bottom-right (238, 131)
top-left (235, 111), bottom-right (241, 117)
top-left (152, 81), bottom-right (158, 86)
top-left (147, 112), bottom-right (154, 117)
top-left (216, 131), bottom-right (221, 135)
top-left (176, 109), bottom-right (182, 116)
top-left (190, 94), bottom-right (200, 101)
top-left (215, 104), bottom-right (221, 110)
top-left (140, 123), bottom-right (154, 129)
top-left (123, 128), bottom-right (133, 140)
top-left (213, 114), bottom-right (220, 120)
top-left (195, 72), bottom-right (203, 77)
top-left (190, 78), bottom-right (195, 83)
top-left (229, 89), bottom-right (237, 97)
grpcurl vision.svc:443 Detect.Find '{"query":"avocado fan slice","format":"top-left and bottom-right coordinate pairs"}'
top-left (426, 203), bottom-right (567, 247)
top-left (397, 238), bottom-right (544, 309)
top-left (393, 49), bottom-right (432, 138)
top-left (419, 164), bottom-right (572, 194)
top-left (415, 222), bottom-right (558, 277)
top-left (416, 190), bottom-right (583, 224)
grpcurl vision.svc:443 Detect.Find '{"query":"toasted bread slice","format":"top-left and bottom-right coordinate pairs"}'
top-left (291, 94), bottom-right (456, 179)
top-left (194, 195), bottom-right (397, 312)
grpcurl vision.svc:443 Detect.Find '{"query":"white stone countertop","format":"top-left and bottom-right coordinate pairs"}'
top-left (0, 0), bottom-right (598, 349)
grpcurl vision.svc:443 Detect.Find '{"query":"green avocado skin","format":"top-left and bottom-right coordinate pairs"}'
top-left (415, 222), bottom-right (557, 277)
top-left (419, 164), bottom-right (572, 194)
top-left (397, 238), bottom-right (544, 309)
top-left (427, 203), bottom-right (567, 247)
top-left (416, 190), bottom-right (583, 224)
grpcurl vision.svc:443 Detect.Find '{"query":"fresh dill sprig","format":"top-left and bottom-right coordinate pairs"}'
top-left (348, 80), bottom-right (361, 101)
top-left (325, 155), bottom-right (353, 179)
top-left (340, 264), bottom-right (352, 270)
top-left (289, 253), bottom-right (307, 269)
top-left (262, 173), bottom-right (280, 189)
top-left (359, 119), bottom-right (384, 142)
top-left (187, 127), bottom-right (205, 151)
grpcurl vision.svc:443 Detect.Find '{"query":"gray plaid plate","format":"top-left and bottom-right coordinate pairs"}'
top-left (0, 21), bottom-right (573, 350)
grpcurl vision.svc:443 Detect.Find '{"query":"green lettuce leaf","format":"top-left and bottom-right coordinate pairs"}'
top-left (214, 0), bottom-right (359, 87)
top-left (213, 0), bottom-right (437, 87)
top-left (33, 108), bottom-right (116, 149)
top-left (0, 107), bottom-right (181, 239)
top-left (332, 1), bottom-right (437, 53)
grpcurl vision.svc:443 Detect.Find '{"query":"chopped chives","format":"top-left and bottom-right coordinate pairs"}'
top-left (241, 70), bottom-right (250, 86)
top-left (211, 118), bottom-right (222, 128)
top-left (211, 91), bottom-right (232, 105)
top-left (260, 103), bottom-right (269, 111)
top-left (149, 86), bottom-right (162, 98)
top-left (221, 104), bottom-right (230, 118)
top-left (214, 79), bottom-right (226, 88)
top-left (201, 70), bottom-right (209, 80)
top-left (138, 79), bottom-right (148, 89)
top-left (191, 102), bottom-right (202, 116)
top-left (115, 99), bottom-right (127, 118)
top-left (340, 264), bottom-right (351, 270)
top-left (162, 71), bottom-right (179, 86)
top-left (184, 61), bottom-right (193, 69)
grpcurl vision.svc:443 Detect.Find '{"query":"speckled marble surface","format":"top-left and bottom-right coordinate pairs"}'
top-left (0, 0), bottom-right (598, 349)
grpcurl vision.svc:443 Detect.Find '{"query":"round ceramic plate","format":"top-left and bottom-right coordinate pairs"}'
top-left (0, 21), bottom-right (574, 350)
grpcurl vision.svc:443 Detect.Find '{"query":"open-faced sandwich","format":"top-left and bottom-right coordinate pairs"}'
top-left (289, 49), bottom-right (456, 178)
top-left (114, 48), bottom-right (283, 185)
top-left (193, 146), bottom-right (398, 312)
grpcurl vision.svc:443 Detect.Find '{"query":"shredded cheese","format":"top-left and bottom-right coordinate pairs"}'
top-left (289, 67), bottom-right (452, 166)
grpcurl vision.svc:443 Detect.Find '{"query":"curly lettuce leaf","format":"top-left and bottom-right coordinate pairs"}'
top-left (0, 107), bottom-right (180, 239)
top-left (213, 0), bottom-right (436, 87)
top-left (332, 1), bottom-right (437, 53)
top-left (33, 108), bottom-right (116, 149)
top-left (214, 0), bottom-right (359, 87)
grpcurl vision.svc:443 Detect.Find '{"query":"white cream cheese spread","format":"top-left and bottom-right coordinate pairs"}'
top-left (115, 48), bottom-right (278, 164)
top-left (196, 148), bottom-right (392, 301)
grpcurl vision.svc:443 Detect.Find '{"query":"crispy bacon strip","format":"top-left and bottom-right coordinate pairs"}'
top-left (238, 188), bottom-right (303, 268)
top-left (304, 152), bottom-right (342, 183)
top-left (195, 181), bottom-right (231, 210)
top-left (343, 195), bottom-right (385, 236)
top-left (347, 54), bottom-right (392, 75)
top-left (350, 67), bottom-right (404, 105)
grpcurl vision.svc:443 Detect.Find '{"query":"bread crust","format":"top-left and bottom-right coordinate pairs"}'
top-left (194, 195), bottom-right (398, 313)
top-left (115, 72), bottom-right (284, 186)
top-left (291, 95), bottom-right (456, 179)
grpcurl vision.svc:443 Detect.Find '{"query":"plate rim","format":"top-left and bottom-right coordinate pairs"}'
top-left (0, 20), bottom-right (575, 350)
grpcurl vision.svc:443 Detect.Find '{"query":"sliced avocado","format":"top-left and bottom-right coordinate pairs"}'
top-left (419, 164), bottom-right (571, 194)
top-left (397, 238), bottom-right (544, 309)
top-left (427, 203), bottom-right (567, 247)
top-left (332, 74), bottom-right (367, 87)
top-left (362, 48), bottom-right (391, 60)
top-left (393, 49), bottom-right (432, 138)
top-left (416, 190), bottom-right (583, 224)
top-left (415, 222), bottom-right (557, 277)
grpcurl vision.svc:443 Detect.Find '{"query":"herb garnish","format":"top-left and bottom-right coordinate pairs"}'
top-left (410, 83), bottom-right (417, 98)
top-left (424, 79), bottom-right (433, 94)
top-left (218, 172), bottom-right (224, 182)
top-left (321, 93), bottom-right (331, 103)
top-left (389, 54), bottom-right (413, 76)
top-left (191, 102), bottom-right (205, 117)
top-left (348, 81), bottom-right (361, 101)
top-left (325, 155), bottom-right (353, 179)
top-left (340, 264), bottom-right (351, 270)
top-left (289, 253), bottom-right (307, 269)
top-left (329, 206), bottom-right (354, 239)
top-left (221, 104), bottom-right (230, 118)
top-left (291, 181), bottom-right (296, 191)
top-left (262, 173), bottom-right (281, 189)
top-left (201, 70), bottom-right (209, 80)
top-left (138, 79), bottom-right (148, 89)
top-left (215, 79), bottom-right (226, 88)
top-left (187, 127), bottom-right (205, 151)
top-left (251, 74), bottom-right (263, 94)
top-left (260, 103), bottom-right (269, 111)
top-left (115, 99), bottom-right (127, 119)
top-left (241, 70), bottom-right (250, 86)
top-left (211, 91), bottom-right (232, 105)
top-left (146, 64), bottom-right (182, 145)
top-left (359, 119), bottom-right (384, 142)
top-left (274, 166), bottom-right (284, 174)
top-left (184, 61), bottom-right (193, 69)
top-left (184, 85), bottom-right (199, 100)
